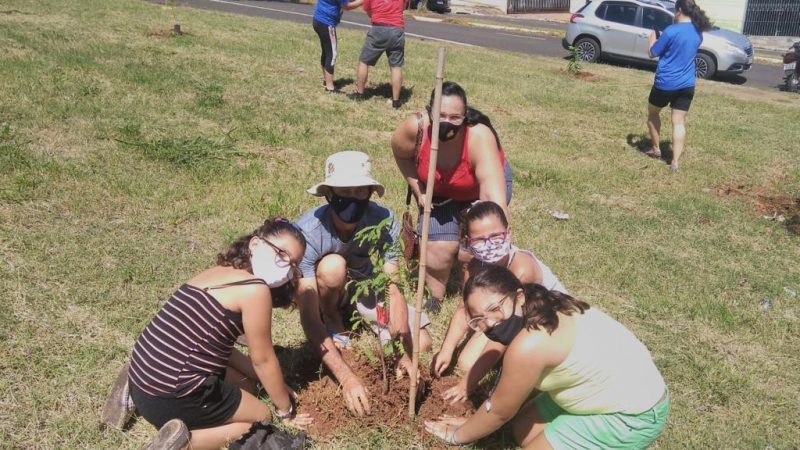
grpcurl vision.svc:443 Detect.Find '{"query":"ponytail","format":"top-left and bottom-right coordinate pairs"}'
top-left (520, 284), bottom-right (589, 334)
top-left (675, 0), bottom-right (712, 32)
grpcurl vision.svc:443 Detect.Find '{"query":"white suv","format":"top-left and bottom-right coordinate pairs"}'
top-left (562, 0), bottom-right (754, 79)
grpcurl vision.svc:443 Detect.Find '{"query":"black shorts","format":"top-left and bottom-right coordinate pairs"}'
top-left (648, 86), bottom-right (695, 111)
top-left (130, 374), bottom-right (242, 430)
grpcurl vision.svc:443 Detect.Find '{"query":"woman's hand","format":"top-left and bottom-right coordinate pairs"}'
top-left (430, 349), bottom-right (453, 378)
top-left (283, 412), bottom-right (314, 430)
top-left (442, 379), bottom-right (470, 406)
top-left (424, 415), bottom-right (468, 445)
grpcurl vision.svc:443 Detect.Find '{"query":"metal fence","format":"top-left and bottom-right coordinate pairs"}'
top-left (743, 0), bottom-right (800, 36)
top-left (507, 0), bottom-right (570, 13)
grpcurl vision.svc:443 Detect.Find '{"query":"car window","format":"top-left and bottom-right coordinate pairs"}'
top-left (602, 2), bottom-right (638, 25)
top-left (642, 7), bottom-right (673, 31)
top-left (594, 3), bottom-right (607, 18)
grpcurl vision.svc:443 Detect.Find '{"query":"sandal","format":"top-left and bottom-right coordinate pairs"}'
top-left (645, 148), bottom-right (662, 158)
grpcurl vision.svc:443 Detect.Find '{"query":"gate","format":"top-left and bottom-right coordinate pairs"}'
top-left (743, 0), bottom-right (800, 36)
top-left (507, 0), bottom-right (570, 13)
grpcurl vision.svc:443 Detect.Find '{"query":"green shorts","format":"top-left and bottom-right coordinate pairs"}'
top-left (535, 390), bottom-right (669, 449)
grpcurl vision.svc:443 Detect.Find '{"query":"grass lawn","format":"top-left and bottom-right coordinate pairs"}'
top-left (1, 0), bottom-right (799, 448)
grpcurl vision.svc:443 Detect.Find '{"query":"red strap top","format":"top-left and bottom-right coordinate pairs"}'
top-left (415, 125), bottom-right (505, 202)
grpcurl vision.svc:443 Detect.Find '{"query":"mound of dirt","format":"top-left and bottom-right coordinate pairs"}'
top-left (292, 351), bottom-right (484, 439)
top-left (715, 184), bottom-right (800, 235)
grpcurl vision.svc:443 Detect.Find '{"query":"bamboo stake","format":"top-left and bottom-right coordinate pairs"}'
top-left (408, 47), bottom-right (446, 418)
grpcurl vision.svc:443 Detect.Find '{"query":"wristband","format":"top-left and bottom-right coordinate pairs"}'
top-left (448, 426), bottom-right (461, 446)
top-left (276, 401), bottom-right (295, 421)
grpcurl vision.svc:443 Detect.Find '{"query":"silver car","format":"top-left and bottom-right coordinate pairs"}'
top-left (562, 0), bottom-right (754, 79)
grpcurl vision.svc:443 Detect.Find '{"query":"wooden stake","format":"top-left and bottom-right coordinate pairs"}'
top-left (408, 47), bottom-right (445, 418)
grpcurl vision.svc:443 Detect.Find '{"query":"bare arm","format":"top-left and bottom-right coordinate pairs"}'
top-left (452, 334), bottom-right (548, 444)
top-left (295, 278), bottom-right (372, 415)
top-left (648, 30), bottom-right (658, 58)
top-left (344, 0), bottom-right (363, 10)
top-left (391, 114), bottom-right (425, 208)
top-left (383, 261), bottom-right (412, 353)
top-left (295, 278), bottom-right (358, 384)
top-left (240, 286), bottom-right (292, 412)
top-left (469, 125), bottom-right (508, 217)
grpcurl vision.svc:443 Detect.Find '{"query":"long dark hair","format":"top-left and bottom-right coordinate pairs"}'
top-left (463, 265), bottom-right (589, 335)
top-left (428, 81), bottom-right (502, 148)
top-left (217, 217), bottom-right (306, 308)
top-left (459, 200), bottom-right (508, 247)
top-left (675, 0), bottom-right (712, 32)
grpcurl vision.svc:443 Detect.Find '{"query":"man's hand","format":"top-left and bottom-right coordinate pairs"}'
top-left (342, 376), bottom-right (371, 416)
top-left (430, 349), bottom-right (453, 378)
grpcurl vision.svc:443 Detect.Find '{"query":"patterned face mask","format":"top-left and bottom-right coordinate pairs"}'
top-left (469, 234), bottom-right (511, 264)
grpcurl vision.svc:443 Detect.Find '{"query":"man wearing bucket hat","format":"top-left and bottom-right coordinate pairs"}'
top-left (293, 151), bottom-right (432, 417)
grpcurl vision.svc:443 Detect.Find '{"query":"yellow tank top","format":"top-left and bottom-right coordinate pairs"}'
top-left (536, 308), bottom-right (666, 414)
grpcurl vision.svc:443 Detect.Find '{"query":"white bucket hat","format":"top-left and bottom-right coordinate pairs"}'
top-left (307, 151), bottom-right (385, 198)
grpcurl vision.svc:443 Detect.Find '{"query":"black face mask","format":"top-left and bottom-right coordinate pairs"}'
top-left (438, 121), bottom-right (464, 142)
top-left (328, 195), bottom-right (370, 224)
top-left (484, 313), bottom-right (524, 345)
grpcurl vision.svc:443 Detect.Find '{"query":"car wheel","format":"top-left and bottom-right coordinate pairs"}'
top-left (695, 53), bottom-right (716, 79)
top-left (574, 37), bottom-right (600, 63)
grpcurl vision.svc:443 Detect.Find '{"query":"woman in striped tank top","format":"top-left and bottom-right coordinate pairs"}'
top-left (430, 201), bottom-right (568, 406)
top-left (128, 218), bottom-right (313, 449)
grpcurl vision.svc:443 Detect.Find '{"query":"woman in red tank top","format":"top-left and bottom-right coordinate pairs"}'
top-left (391, 81), bottom-right (512, 313)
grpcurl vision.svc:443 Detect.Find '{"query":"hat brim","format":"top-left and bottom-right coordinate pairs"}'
top-left (307, 176), bottom-right (385, 198)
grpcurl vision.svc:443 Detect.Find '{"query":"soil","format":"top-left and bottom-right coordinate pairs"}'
top-left (558, 69), bottom-right (600, 81)
top-left (290, 350), bottom-right (486, 442)
top-left (715, 184), bottom-right (800, 235)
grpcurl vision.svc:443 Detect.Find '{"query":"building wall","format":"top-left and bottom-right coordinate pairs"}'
top-left (700, 0), bottom-right (747, 32)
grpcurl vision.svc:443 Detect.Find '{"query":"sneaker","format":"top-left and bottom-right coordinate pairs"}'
top-left (100, 361), bottom-right (136, 430)
top-left (392, 99), bottom-right (402, 109)
top-left (142, 419), bottom-right (190, 450)
top-left (423, 297), bottom-right (442, 315)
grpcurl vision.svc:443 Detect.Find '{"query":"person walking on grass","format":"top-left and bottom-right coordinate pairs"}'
top-left (429, 201), bottom-right (568, 406)
top-left (350, 0), bottom-right (406, 108)
top-left (425, 265), bottom-right (669, 449)
top-left (101, 219), bottom-right (312, 449)
top-left (292, 150), bottom-right (432, 417)
top-left (313, 0), bottom-right (363, 92)
top-left (645, 0), bottom-right (712, 172)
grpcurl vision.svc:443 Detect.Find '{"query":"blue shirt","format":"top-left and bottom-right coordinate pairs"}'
top-left (295, 202), bottom-right (400, 279)
top-left (313, 0), bottom-right (349, 27)
top-left (651, 22), bottom-right (702, 91)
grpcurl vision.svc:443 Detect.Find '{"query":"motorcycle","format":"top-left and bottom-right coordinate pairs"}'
top-left (783, 41), bottom-right (800, 93)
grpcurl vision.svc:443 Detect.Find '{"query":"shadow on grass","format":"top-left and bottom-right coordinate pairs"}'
top-left (362, 83), bottom-right (414, 103)
top-left (626, 133), bottom-right (672, 164)
top-left (333, 77), bottom-right (354, 91)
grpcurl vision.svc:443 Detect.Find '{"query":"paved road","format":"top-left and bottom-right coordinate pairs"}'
top-left (178, 0), bottom-right (787, 92)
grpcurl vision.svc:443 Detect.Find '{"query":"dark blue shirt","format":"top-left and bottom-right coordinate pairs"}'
top-left (651, 22), bottom-right (702, 91)
top-left (313, 0), bottom-right (349, 27)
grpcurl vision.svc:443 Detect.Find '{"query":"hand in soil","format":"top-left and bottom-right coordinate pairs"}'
top-left (424, 415), bottom-right (469, 444)
top-left (430, 350), bottom-right (453, 378)
top-left (395, 354), bottom-right (420, 381)
top-left (442, 379), bottom-right (469, 406)
top-left (342, 376), bottom-right (371, 417)
top-left (283, 412), bottom-right (314, 431)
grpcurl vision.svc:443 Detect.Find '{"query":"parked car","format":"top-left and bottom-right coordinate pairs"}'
top-left (562, 0), bottom-right (754, 79)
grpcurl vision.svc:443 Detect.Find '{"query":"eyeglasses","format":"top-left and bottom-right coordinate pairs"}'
top-left (467, 295), bottom-right (511, 332)
top-left (263, 239), bottom-right (300, 277)
top-left (437, 113), bottom-right (466, 125)
top-left (468, 231), bottom-right (509, 250)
